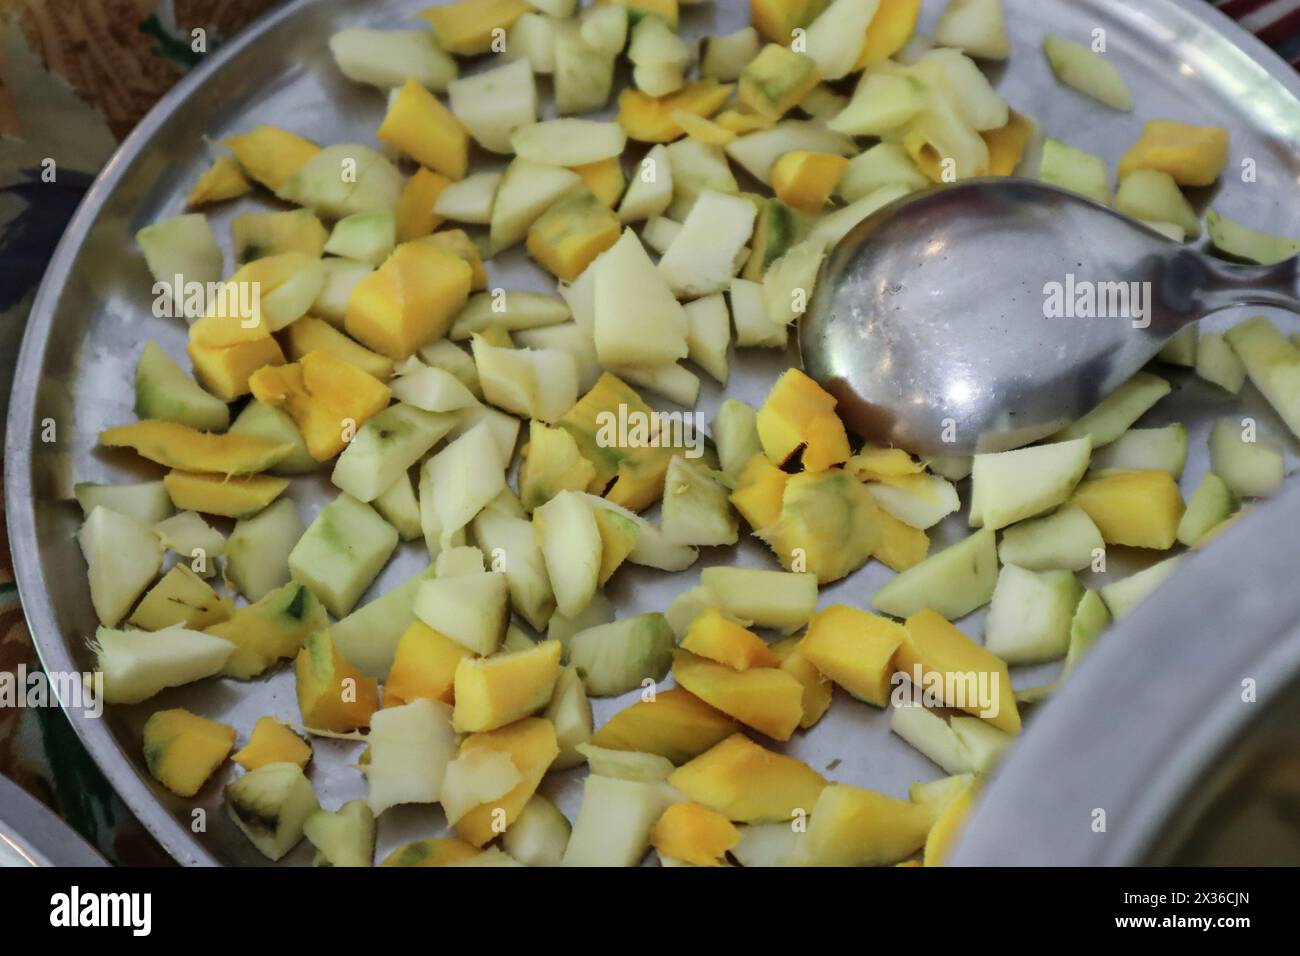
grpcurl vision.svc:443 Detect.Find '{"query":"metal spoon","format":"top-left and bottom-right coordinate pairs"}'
top-left (799, 178), bottom-right (1300, 457)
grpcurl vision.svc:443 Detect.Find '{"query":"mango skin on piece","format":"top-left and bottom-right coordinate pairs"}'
top-left (250, 350), bottom-right (391, 461)
top-left (345, 242), bottom-right (472, 360)
top-left (668, 733), bottom-right (827, 823)
top-left (801, 604), bottom-right (906, 707)
top-left (756, 368), bottom-right (851, 472)
top-left (650, 801), bottom-right (740, 867)
top-left (589, 687), bottom-right (739, 764)
top-left (163, 470), bottom-right (289, 519)
top-left (378, 78), bottom-right (470, 180)
top-left (454, 717), bottom-right (558, 847)
top-left (295, 630), bottom-right (380, 732)
top-left (900, 609), bottom-right (1020, 736)
top-left (224, 125), bottom-right (320, 192)
top-left (1118, 119), bottom-right (1229, 187)
top-left (671, 650), bottom-right (805, 741)
top-left (526, 186), bottom-right (622, 282)
top-left (100, 420), bottom-right (290, 475)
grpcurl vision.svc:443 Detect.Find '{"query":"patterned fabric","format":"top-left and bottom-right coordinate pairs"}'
top-left (0, 0), bottom-right (1296, 866)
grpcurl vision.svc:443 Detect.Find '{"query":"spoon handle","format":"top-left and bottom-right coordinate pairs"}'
top-left (1188, 249), bottom-right (1300, 316)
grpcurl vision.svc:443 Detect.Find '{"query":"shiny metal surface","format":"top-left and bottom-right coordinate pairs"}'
top-left (802, 180), bottom-right (1300, 456)
top-left (0, 775), bottom-right (108, 867)
top-left (5, 0), bottom-right (1300, 866)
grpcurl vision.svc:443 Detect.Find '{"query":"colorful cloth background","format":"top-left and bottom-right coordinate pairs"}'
top-left (0, 0), bottom-right (1296, 866)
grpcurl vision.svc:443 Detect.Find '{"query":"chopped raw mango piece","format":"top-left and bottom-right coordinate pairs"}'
top-left (899, 609), bottom-right (1021, 736)
top-left (396, 167), bottom-right (451, 242)
top-left (671, 649), bottom-right (804, 741)
top-left (526, 186), bottom-right (622, 282)
top-left (650, 801), bottom-right (740, 867)
top-left (377, 78), bottom-right (470, 180)
top-left (756, 368), bottom-right (851, 472)
top-left (729, 453), bottom-right (790, 530)
top-left (590, 687), bottom-right (738, 764)
top-left (163, 471), bottom-right (289, 519)
top-left (385, 621), bottom-right (475, 707)
top-left (294, 630), bottom-right (380, 732)
top-left (804, 784), bottom-right (932, 866)
top-left (419, 0), bottom-right (531, 55)
top-left (617, 80), bottom-right (735, 143)
top-left (233, 716), bottom-right (312, 771)
top-left (224, 125), bottom-right (320, 191)
top-left (100, 420), bottom-right (290, 475)
top-left (1071, 469), bottom-right (1184, 549)
top-left (346, 242), bottom-right (473, 359)
top-left (771, 150), bottom-right (848, 213)
top-left (187, 155), bottom-right (252, 207)
top-left (668, 733), bottom-right (826, 823)
top-left (143, 708), bottom-right (236, 797)
top-left (739, 45), bottom-right (821, 121)
top-left (452, 640), bottom-right (563, 733)
top-left (802, 605), bottom-right (907, 706)
top-left (455, 717), bottom-right (559, 847)
top-left (1118, 119), bottom-right (1229, 187)
top-left (681, 609), bottom-right (778, 670)
top-left (188, 335), bottom-right (286, 402)
top-left (250, 351), bottom-right (391, 460)
top-left (757, 469), bottom-right (883, 584)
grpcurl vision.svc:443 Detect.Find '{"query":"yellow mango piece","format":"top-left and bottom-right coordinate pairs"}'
top-left (617, 80), bottom-right (735, 143)
top-left (671, 109), bottom-right (737, 145)
top-left (210, 583), bottom-right (329, 680)
top-left (805, 784), bottom-right (932, 866)
top-left (590, 687), bottom-right (739, 764)
top-left (382, 837), bottom-right (481, 867)
top-left (384, 621), bottom-right (474, 707)
top-left (281, 316), bottom-right (393, 381)
top-left (526, 186), bottom-right (622, 282)
top-left (873, 508), bottom-right (930, 571)
top-left (163, 470), bottom-right (288, 519)
top-left (519, 420), bottom-right (598, 512)
top-left (187, 155), bottom-right (251, 207)
top-left (250, 350), bottom-right (391, 461)
top-left (232, 716), bottom-right (312, 771)
top-left (455, 717), bottom-right (558, 847)
top-left (559, 372), bottom-right (676, 512)
top-left (845, 445), bottom-right (924, 480)
top-left (983, 110), bottom-right (1035, 176)
top-left (571, 157), bottom-right (627, 207)
top-left (651, 801), bottom-right (739, 866)
top-left (189, 252), bottom-right (319, 349)
top-left (345, 242), bottom-right (472, 359)
top-left (295, 630), bottom-right (379, 732)
top-left (771, 151), bottom-right (849, 214)
top-left (419, 0), bottom-right (531, 55)
top-left (681, 608), bottom-right (779, 671)
top-left (924, 779), bottom-right (977, 866)
top-left (738, 44), bottom-right (821, 121)
top-left (452, 640), bottom-right (563, 733)
top-left (802, 604), bottom-right (906, 706)
top-left (668, 733), bottom-right (826, 822)
top-left (729, 453), bottom-right (790, 530)
top-left (1071, 469), bottom-right (1184, 550)
top-left (224, 125), bottom-right (320, 191)
top-left (188, 335), bottom-right (286, 402)
top-left (396, 167), bottom-right (451, 242)
top-left (712, 108), bottom-right (775, 135)
top-left (771, 635), bottom-right (832, 729)
top-left (378, 78), bottom-right (469, 180)
top-left (417, 229), bottom-right (488, 290)
top-left (129, 564), bottom-right (233, 631)
top-left (671, 650), bottom-right (804, 741)
top-left (853, 0), bottom-right (921, 70)
top-left (592, 507), bottom-right (639, 585)
top-left (750, 0), bottom-right (828, 43)
top-left (142, 708), bottom-right (235, 797)
top-left (756, 367), bottom-right (851, 471)
top-left (1118, 119), bottom-right (1229, 187)
top-left (900, 609), bottom-right (1020, 735)
top-left (100, 420), bottom-right (289, 475)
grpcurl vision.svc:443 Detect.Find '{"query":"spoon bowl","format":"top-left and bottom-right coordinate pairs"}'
top-left (799, 178), bottom-right (1300, 456)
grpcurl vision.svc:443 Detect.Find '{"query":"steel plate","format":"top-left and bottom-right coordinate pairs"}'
top-left (7, 0), bottom-right (1300, 865)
